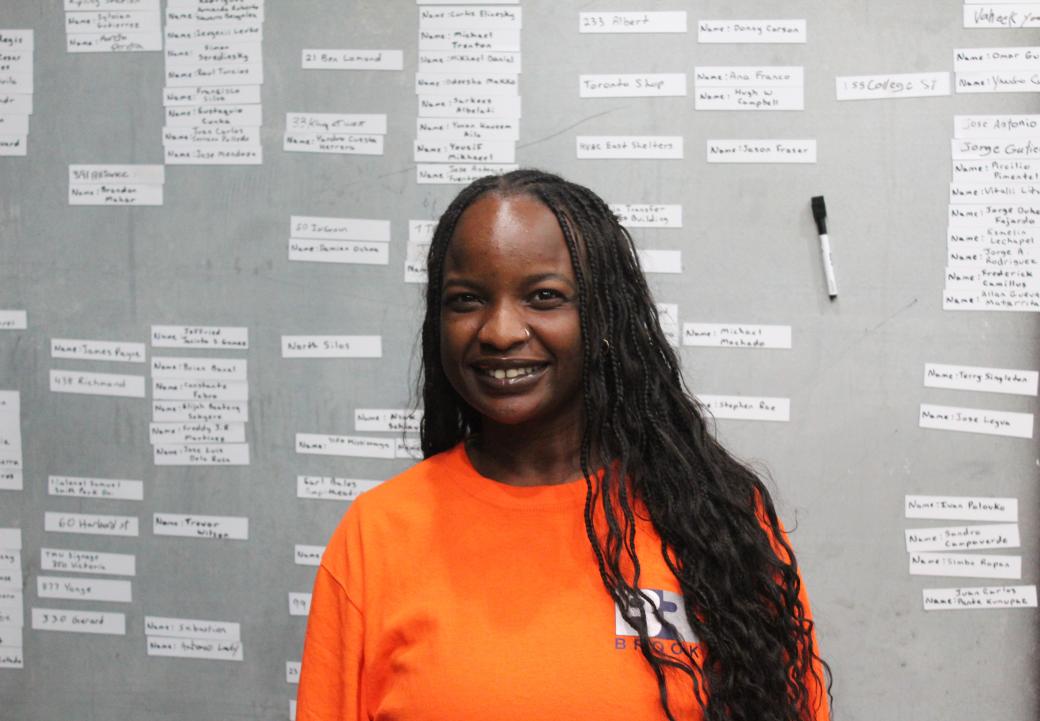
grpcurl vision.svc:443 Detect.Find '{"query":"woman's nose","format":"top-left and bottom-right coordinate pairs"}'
top-left (477, 301), bottom-right (529, 350)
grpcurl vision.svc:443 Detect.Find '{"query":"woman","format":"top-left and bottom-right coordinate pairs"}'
top-left (298, 170), bottom-right (831, 721)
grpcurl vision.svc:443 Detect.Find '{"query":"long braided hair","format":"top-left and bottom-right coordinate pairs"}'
top-left (418, 169), bottom-right (831, 721)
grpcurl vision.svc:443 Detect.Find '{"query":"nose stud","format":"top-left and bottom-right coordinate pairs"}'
top-left (522, 328), bottom-right (531, 340)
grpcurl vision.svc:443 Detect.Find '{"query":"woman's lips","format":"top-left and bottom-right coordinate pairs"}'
top-left (470, 363), bottom-right (549, 393)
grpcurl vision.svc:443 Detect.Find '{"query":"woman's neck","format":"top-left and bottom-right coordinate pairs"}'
top-left (466, 418), bottom-right (585, 487)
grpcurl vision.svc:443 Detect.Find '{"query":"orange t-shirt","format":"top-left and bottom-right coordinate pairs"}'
top-left (297, 443), bottom-right (828, 721)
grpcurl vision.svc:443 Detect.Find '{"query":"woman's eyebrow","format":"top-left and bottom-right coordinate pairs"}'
top-left (525, 272), bottom-right (576, 288)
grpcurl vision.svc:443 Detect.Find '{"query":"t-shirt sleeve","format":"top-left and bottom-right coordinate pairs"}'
top-left (297, 503), bottom-right (368, 721)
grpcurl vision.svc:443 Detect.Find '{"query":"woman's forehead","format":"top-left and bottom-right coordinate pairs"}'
top-left (445, 194), bottom-right (573, 271)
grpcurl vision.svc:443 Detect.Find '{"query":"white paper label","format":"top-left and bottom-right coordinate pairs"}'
top-left (697, 395), bottom-right (790, 422)
top-left (905, 523), bottom-right (1019, 552)
top-left (295, 433), bottom-right (395, 459)
top-left (919, 403), bottom-right (1034, 439)
top-left (153, 513), bottom-right (249, 540)
top-left (909, 552), bottom-right (1021, 579)
top-left (923, 585), bottom-right (1037, 610)
top-left (44, 512), bottom-right (139, 537)
top-left (147, 636), bottom-right (243, 661)
top-left (31, 608), bottom-right (126, 635)
top-left (37, 576), bottom-right (132, 603)
top-left (579, 12), bottom-right (686, 33)
top-left (297, 476), bottom-right (381, 501)
top-left (924, 363), bottom-right (1038, 395)
top-left (706, 139), bottom-right (816, 163)
top-left (41, 548), bottom-right (135, 576)
top-left (577, 136), bottom-right (683, 159)
top-left (48, 476), bottom-right (143, 501)
top-left (905, 495), bottom-right (1018, 522)
top-left (281, 336), bottom-right (382, 359)
top-left (682, 323), bottom-right (791, 349)
top-left (144, 616), bottom-right (240, 641)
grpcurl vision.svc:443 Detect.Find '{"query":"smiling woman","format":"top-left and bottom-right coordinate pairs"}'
top-left (297, 170), bottom-right (832, 721)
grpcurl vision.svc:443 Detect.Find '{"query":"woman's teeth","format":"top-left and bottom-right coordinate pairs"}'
top-left (483, 366), bottom-right (539, 379)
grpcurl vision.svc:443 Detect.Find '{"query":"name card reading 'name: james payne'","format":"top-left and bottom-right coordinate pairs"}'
top-left (153, 513), bottom-right (249, 540)
top-left (905, 494), bottom-right (1018, 522)
top-left (50, 338), bottom-right (146, 363)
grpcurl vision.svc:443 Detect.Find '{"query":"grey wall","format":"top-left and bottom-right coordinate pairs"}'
top-left (1, 1), bottom-right (1037, 720)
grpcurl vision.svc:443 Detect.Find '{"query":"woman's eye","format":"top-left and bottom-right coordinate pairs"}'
top-left (531, 289), bottom-right (565, 305)
top-left (445, 293), bottom-right (480, 309)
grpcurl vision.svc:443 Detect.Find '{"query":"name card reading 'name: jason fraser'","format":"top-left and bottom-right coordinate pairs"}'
top-left (706, 139), bottom-right (816, 163)
top-left (905, 494), bottom-right (1018, 522)
top-left (281, 335), bottom-right (382, 359)
top-left (696, 395), bottom-right (790, 422)
top-left (923, 585), bottom-right (1037, 610)
top-left (37, 576), bottom-right (132, 603)
top-left (919, 403), bottom-right (1034, 439)
top-left (682, 323), bottom-right (792, 349)
top-left (577, 136), bottom-right (683, 159)
top-left (297, 476), bottom-right (382, 501)
top-left (153, 513), bottom-right (248, 540)
top-left (295, 433), bottom-right (395, 459)
top-left (905, 523), bottom-right (1020, 552)
top-left (151, 325), bottom-right (248, 349)
top-left (153, 443), bottom-right (250, 466)
top-left (579, 12), bottom-right (686, 33)
top-left (31, 608), bottom-right (125, 635)
top-left (48, 475), bottom-right (143, 501)
top-left (909, 552), bottom-right (1021, 580)
top-left (41, 548), bottom-right (135, 576)
top-left (144, 615), bottom-right (240, 641)
top-left (835, 72), bottom-right (950, 100)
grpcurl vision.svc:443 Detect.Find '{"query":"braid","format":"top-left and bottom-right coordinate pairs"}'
top-left (417, 169), bottom-right (832, 721)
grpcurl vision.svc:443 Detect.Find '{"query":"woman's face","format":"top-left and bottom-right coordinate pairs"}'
top-left (439, 193), bottom-right (584, 430)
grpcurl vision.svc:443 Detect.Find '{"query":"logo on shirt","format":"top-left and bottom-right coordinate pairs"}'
top-left (615, 588), bottom-right (696, 642)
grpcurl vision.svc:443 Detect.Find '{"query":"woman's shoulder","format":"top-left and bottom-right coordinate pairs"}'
top-left (356, 442), bottom-right (465, 510)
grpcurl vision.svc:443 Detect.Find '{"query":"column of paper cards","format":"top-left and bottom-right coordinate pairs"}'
top-left (948, 45), bottom-right (1040, 312)
top-left (149, 327), bottom-right (251, 469)
top-left (415, 1), bottom-right (522, 185)
top-left (144, 615), bottom-right (243, 662)
top-left (576, 11), bottom-right (686, 164)
top-left (0, 396), bottom-right (23, 669)
top-left (0, 529), bottom-right (22, 669)
top-left (0, 30), bottom-right (32, 157)
top-left (65, 0), bottom-right (161, 54)
top-left (163, 0), bottom-right (265, 165)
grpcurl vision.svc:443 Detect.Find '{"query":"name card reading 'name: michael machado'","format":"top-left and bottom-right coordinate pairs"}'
top-left (682, 323), bottom-right (792, 349)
